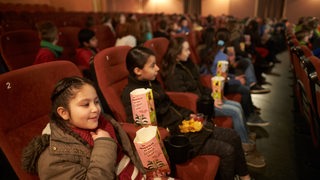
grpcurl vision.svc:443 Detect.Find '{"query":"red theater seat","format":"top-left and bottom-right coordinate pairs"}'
top-left (0, 29), bottom-right (40, 70)
top-left (91, 24), bottom-right (116, 50)
top-left (0, 61), bottom-right (82, 179)
top-left (57, 26), bottom-right (80, 62)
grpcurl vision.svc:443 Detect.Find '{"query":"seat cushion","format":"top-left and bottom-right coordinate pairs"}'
top-left (176, 155), bottom-right (220, 180)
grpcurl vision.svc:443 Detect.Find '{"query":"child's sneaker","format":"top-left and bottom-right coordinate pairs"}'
top-left (242, 142), bottom-right (266, 168)
top-left (245, 151), bottom-right (266, 168)
top-left (246, 113), bottom-right (270, 127)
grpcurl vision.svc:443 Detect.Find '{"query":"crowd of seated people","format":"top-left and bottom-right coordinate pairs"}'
top-left (0, 5), bottom-right (294, 179)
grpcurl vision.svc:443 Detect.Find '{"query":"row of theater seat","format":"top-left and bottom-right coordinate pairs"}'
top-left (0, 3), bottom-right (58, 13)
top-left (0, 25), bottom-right (116, 71)
top-left (0, 37), bottom-right (239, 179)
top-left (286, 28), bottom-right (320, 147)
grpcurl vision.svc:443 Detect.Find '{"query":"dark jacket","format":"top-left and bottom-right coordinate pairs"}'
top-left (121, 75), bottom-right (214, 154)
top-left (163, 60), bottom-right (211, 98)
top-left (22, 114), bottom-right (144, 179)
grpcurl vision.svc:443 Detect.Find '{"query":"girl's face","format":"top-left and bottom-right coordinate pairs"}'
top-left (136, 55), bottom-right (159, 81)
top-left (59, 84), bottom-right (101, 130)
top-left (176, 41), bottom-right (190, 62)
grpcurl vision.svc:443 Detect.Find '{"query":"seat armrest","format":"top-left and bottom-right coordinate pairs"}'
top-left (166, 91), bottom-right (198, 112)
top-left (200, 74), bottom-right (212, 89)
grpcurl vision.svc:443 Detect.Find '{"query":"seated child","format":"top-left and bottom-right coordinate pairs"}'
top-left (161, 37), bottom-right (265, 168)
top-left (22, 76), bottom-right (145, 179)
top-left (75, 28), bottom-right (99, 69)
top-left (34, 21), bottom-right (63, 64)
top-left (121, 46), bottom-right (255, 180)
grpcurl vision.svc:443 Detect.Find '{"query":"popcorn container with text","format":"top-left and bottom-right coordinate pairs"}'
top-left (130, 88), bottom-right (157, 125)
top-left (211, 76), bottom-right (225, 104)
top-left (134, 126), bottom-right (171, 178)
top-left (216, 61), bottom-right (229, 77)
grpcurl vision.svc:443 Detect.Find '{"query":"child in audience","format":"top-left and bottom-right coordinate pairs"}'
top-left (162, 37), bottom-right (265, 168)
top-left (177, 17), bottom-right (190, 34)
top-left (200, 28), bottom-right (270, 127)
top-left (114, 16), bottom-right (137, 47)
top-left (34, 21), bottom-right (63, 64)
top-left (153, 19), bottom-right (170, 39)
top-left (22, 76), bottom-right (145, 179)
top-left (139, 16), bottom-right (153, 44)
top-left (121, 46), bottom-right (256, 180)
top-left (75, 28), bottom-right (99, 69)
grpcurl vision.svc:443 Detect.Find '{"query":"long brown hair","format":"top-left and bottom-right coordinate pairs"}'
top-left (162, 37), bottom-right (187, 79)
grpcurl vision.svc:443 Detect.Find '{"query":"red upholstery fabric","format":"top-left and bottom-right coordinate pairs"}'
top-left (188, 31), bottom-right (202, 65)
top-left (301, 45), bottom-right (313, 57)
top-left (0, 61), bottom-right (82, 179)
top-left (144, 37), bottom-right (169, 66)
top-left (214, 116), bottom-right (233, 128)
top-left (91, 25), bottom-right (116, 50)
top-left (175, 155), bottom-right (220, 180)
top-left (310, 56), bottom-right (320, 119)
top-left (57, 26), bottom-right (80, 62)
top-left (166, 91), bottom-right (198, 112)
top-left (91, 45), bottom-right (131, 123)
top-left (303, 56), bottom-right (320, 146)
top-left (0, 29), bottom-right (40, 70)
top-left (91, 45), bottom-right (221, 179)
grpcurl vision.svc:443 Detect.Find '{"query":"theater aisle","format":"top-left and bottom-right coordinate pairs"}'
top-left (248, 50), bottom-right (320, 180)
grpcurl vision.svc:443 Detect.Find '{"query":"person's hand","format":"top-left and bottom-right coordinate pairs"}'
top-left (214, 99), bottom-right (223, 109)
top-left (90, 128), bottom-right (111, 140)
top-left (235, 75), bottom-right (246, 85)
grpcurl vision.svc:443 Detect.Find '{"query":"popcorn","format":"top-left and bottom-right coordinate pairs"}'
top-left (179, 118), bottom-right (203, 133)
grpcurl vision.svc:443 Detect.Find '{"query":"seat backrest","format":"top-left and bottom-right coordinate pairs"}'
top-left (57, 26), bottom-right (80, 62)
top-left (188, 30), bottom-right (202, 65)
top-left (300, 45), bottom-right (313, 57)
top-left (91, 46), bottom-right (132, 123)
top-left (297, 55), bottom-right (320, 146)
top-left (309, 56), bottom-right (320, 119)
top-left (0, 29), bottom-right (40, 70)
top-left (0, 61), bottom-right (82, 179)
top-left (144, 37), bottom-right (169, 87)
top-left (144, 37), bottom-right (169, 67)
top-left (91, 24), bottom-right (116, 50)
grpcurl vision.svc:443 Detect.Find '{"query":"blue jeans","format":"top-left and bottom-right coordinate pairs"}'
top-left (215, 100), bottom-right (249, 143)
top-left (224, 83), bottom-right (255, 117)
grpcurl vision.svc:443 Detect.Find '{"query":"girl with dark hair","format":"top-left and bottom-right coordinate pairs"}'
top-left (22, 76), bottom-right (145, 179)
top-left (162, 37), bottom-right (266, 168)
top-left (121, 46), bottom-right (256, 180)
